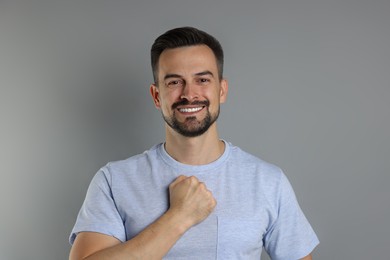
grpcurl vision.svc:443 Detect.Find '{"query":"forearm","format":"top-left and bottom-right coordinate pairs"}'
top-left (300, 253), bottom-right (312, 260)
top-left (79, 210), bottom-right (191, 260)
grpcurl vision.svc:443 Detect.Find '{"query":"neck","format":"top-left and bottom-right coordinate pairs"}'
top-left (164, 123), bottom-right (225, 165)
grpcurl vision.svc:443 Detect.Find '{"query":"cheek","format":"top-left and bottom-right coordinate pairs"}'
top-left (208, 89), bottom-right (221, 101)
top-left (159, 94), bottom-right (175, 111)
top-left (164, 90), bottom-right (182, 104)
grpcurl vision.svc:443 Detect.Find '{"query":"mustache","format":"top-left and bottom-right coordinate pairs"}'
top-left (172, 100), bottom-right (210, 110)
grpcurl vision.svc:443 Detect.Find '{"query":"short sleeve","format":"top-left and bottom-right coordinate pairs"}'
top-left (69, 168), bottom-right (126, 244)
top-left (263, 173), bottom-right (319, 260)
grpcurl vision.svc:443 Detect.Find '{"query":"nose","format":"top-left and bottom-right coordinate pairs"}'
top-left (180, 82), bottom-right (199, 101)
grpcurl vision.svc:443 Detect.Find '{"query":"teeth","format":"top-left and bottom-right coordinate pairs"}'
top-left (179, 107), bottom-right (203, 113)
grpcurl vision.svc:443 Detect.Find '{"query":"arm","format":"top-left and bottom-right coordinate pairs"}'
top-left (69, 175), bottom-right (216, 260)
top-left (301, 253), bottom-right (312, 260)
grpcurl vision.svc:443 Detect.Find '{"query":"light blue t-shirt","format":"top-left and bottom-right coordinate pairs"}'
top-left (70, 141), bottom-right (319, 259)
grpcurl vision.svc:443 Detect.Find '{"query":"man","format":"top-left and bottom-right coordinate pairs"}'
top-left (69, 27), bottom-right (319, 259)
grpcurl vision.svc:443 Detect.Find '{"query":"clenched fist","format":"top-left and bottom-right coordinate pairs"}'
top-left (168, 175), bottom-right (217, 228)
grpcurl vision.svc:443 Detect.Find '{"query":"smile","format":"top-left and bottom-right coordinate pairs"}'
top-left (178, 107), bottom-right (204, 113)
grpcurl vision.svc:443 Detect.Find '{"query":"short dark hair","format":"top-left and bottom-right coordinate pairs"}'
top-left (151, 27), bottom-right (224, 83)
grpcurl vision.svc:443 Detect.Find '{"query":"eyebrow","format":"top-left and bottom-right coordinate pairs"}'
top-left (163, 70), bottom-right (214, 81)
top-left (163, 73), bottom-right (182, 81)
top-left (195, 70), bottom-right (214, 77)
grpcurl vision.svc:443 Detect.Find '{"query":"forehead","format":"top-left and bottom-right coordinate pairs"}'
top-left (157, 45), bottom-right (218, 77)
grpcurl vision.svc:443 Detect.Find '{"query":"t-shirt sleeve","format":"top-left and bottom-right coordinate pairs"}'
top-left (263, 173), bottom-right (319, 260)
top-left (69, 167), bottom-right (126, 244)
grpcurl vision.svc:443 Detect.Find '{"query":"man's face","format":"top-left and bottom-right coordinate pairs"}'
top-left (150, 45), bottom-right (228, 137)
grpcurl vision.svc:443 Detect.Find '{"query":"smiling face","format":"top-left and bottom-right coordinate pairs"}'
top-left (150, 44), bottom-right (228, 137)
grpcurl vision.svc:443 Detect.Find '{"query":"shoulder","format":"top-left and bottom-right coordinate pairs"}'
top-left (227, 142), bottom-right (284, 180)
top-left (107, 143), bottom-right (161, 170)
top-left (223, 142), bottom-right (296, 214)
top-left (95, 143), bottom-right (163, 184)
top-left (226, 142), bottom-right (290, 201)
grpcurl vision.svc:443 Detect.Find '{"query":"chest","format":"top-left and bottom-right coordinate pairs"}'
top-left (113, 172), bottom-right (273, 259)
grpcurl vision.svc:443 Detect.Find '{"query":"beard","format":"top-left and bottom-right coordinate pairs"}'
top-left (162, 100), bottom-right (220, 137)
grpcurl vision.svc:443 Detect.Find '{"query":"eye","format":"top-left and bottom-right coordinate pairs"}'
top-left (197, 78), bottom-right (211, 85)
top-left (167, 79), bottom-right (183, 87)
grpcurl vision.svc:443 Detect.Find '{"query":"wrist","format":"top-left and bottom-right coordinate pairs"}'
top-left (163, 208), bottom-right (193, 236)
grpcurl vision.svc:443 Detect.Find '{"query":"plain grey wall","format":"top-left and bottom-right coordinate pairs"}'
top-left (1, 0), bottom-right (389, 259)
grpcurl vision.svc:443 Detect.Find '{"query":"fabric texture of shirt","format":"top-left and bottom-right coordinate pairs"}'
top-left (70, 141), bottom-right (319, 259)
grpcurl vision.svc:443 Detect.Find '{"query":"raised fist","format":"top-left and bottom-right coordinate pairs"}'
top-left (168, 175), bottom-right (217, 227)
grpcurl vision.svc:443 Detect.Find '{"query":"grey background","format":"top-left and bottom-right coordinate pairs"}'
top-left (1, 0), bottom-right (389, 259)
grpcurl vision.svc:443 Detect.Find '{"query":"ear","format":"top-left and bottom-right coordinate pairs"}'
top-left (150, 84), bottom-right (161, 109)
top-left (219, 79), bottom-right (228, 104)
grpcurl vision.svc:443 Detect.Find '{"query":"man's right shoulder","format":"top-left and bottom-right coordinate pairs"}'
top-left (99, 143), bottom-right (163, 177)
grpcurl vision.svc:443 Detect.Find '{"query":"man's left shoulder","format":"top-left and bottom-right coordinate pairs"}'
top-left (228, 142), bottom-right (283, 176)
